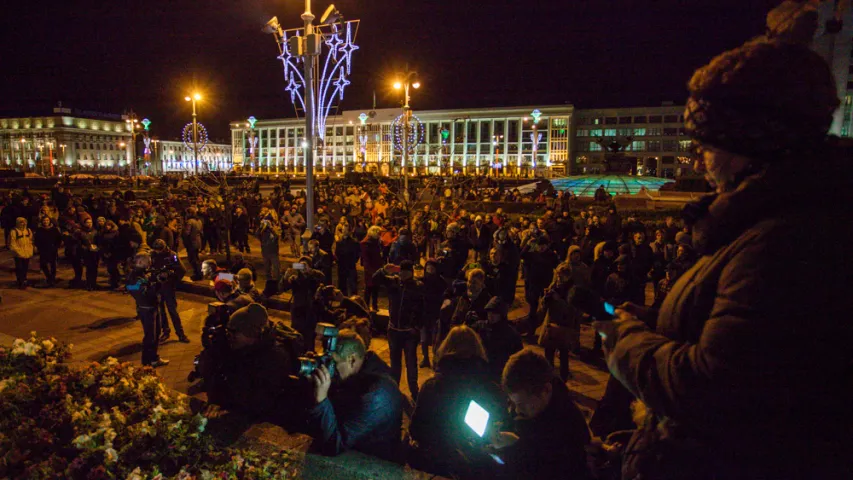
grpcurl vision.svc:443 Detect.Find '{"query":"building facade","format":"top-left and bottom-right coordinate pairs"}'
top-left (813, 2), bottom-right (853, 138)
top-left (572, 104), bottom-right (693, 179)
top-left (230, 105), bottom-right (573, 177)
top-left (157, 140), bottom-right (232, 173)
top-left (0, 107), bottom-right (133, 175)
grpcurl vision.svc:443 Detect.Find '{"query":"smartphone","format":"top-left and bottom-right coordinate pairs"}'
top-left (292, 262), bottom-right (305, 270)
top-left (603, 302), bottom-right (616, 316)
top-left (464, 400), bottom-right (489, 438)
top-left (217, 273), bottom-right (234, 282)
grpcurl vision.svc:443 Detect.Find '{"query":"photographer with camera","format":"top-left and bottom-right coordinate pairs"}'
top-left (188, 278), bottom-right (255, 384)
top-left (373, 259), bottom-right (424, 400)
top-left (126, 252), bottom-right (169, 368)
top-left (436, 268), bottom-right (491, 351)
top-left (280, 256), bottom-right (326, 346)
top-left (307, 329), bottom-right (403, 462)
top-left (206, 303), bottom-right (301, 425)
top-left (306, 239), bottom-right (333, 285)
top-left (151, 239), bottom-right (189, 344)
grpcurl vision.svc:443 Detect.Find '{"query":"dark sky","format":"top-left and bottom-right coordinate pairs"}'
top-left (0, 0), bottom-right (779, 142)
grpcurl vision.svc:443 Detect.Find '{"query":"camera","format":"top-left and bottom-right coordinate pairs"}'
top-left (297, 323), bottom-right (339, 378)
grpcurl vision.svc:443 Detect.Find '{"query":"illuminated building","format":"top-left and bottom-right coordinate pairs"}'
top-left (0, 106), bottom-right (133, 174)
top-left (231, 105), bottom-right (573, 177)
top-left (158, 140), bottom-right (232, 173)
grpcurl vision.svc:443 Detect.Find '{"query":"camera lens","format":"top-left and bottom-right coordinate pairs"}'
top-left (297, 357), bottom-right (316, 378)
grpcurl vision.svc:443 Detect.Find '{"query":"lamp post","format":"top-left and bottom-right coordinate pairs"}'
top-left (246, 116), bottom-right (257, 173)
top-left (124, 111), bottom-right (141, 177)
top-left (492, 134), bottom-right (504, 177)
top-left (184, 93), bottom-right (202, 175)
top-left (393, 69), bottom-right (420, 203)
top-left (59, 144), bottom-right (66, 178)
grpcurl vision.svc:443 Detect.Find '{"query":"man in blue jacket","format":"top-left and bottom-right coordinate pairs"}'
top-left (308, 329), bottom-right (403, 463)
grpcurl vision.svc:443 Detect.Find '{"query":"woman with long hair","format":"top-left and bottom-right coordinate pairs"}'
top-left (408, 325), bottom-right (506, 478)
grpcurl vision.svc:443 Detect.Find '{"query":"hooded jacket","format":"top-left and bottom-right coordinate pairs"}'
top-left (10, 222), bottom-right (34, 259)
top-left (307, 351), bottom-right (403, 462)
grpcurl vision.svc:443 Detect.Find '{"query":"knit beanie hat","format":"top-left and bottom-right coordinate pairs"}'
top-left (684, 38), bottom-right (838, 162)
top-left (227, 303), bottom-right (269, 337)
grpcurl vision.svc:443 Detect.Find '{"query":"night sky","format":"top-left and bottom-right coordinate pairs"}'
top-left (0, 0), bottom-right (780, 141)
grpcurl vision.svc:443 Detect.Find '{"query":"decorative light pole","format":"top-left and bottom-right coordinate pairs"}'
top-left (263, 4), bottom-right (359, 229)
top-left (141, 118), bottom-right (152, 175)
top-left (492, 134), bottom-right (504, 177)
top-left (529, 109), bottom-right (543, 178)
top-left (440, 127), bottom-right (450, 175)
top-left (184, 93), bottom-right (203, 175)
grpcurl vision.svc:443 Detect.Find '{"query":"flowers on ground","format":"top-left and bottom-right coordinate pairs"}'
top-left (0, 332), bottom-right (300, 479)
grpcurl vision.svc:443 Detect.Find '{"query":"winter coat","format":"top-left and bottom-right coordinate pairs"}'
top-left (307, 351), bottom-right (403, 462)
top-left (372, 270), bottom-right (424, 330)
top-left (608, 158), bottom-right (853, 479)
top-left (500, 379), bottom-right (590, 479)
top-left (334, 236), bottom-right (360, 271)
top-left (521, 244), bottom-right (558, 291)
top-left (182, 217), bottom-right (203, 250)
top-left (10, 227), bottom-right (34, 259)
top-left (34, 225), bottom-right (62, 260)
top-left (258, 225), bottom-right (280, 256)
top-left (360, 237), bottom-right (382, 287)
top-left (208, 333), bottom-right (299, 423)
top-left (387, 238), bottom-right (419, 265)
top-left (408, 355), bottom-right (507, 477)
top-left (312, 229), bottom-right (335, 256)
top-left (477, 320), bottom-right (523, 383)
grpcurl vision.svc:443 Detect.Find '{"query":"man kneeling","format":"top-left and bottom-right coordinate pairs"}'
top-left (307, 329), bottom-right (404, 462)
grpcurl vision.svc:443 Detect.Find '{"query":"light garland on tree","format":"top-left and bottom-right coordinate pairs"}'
top-left (182, 123), bottom-right (209, 152)
top-left (392, 113), bottom-right (424, 155)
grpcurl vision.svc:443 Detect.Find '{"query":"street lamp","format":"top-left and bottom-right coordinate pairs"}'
top-left (393, 68), bottom-right (420, 201)
top-left (124, 112), bottom-right (142, 177)
top-left (247, 116), bottom-right (258, 173)
top-left (184, 93), bottom-right (202, 175)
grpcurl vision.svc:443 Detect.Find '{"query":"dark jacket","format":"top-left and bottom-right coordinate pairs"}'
top-left (279, 267), bottom-right (325, 310)
top-left (360, 237), bottom-right (382, 287)
top-left (387, 238), bottom-right (419, 265)
top-left (609, 157), bottom-right (853, 479)
top-left (477, 320), bottom-right (523, 382)
top-left (409, 355), bottom-right (507, 478)
top-left (500, 379), bottom-right (590, 479)
top-left (312, 228), bottom-right (335, 255)
top-left (34, 224), bottom-right (62, 260)
top-left (209, 332), bottom-right (299, 422)
top-left (308, 351), bottom-right (403, 462)
top-left (334, 236), bottom-right (360, 271)
top-left (521, 244), bottom-right (558, 291)
top-left (372, 270), bottom-right (424, 330)
top-left (126, 269), bottom-right (158, 309)
top-left (310, 248), bottom-right (333, 283)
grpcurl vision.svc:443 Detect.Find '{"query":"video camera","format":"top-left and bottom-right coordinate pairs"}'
top-left (297, 323), bottom-right (339, 379)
